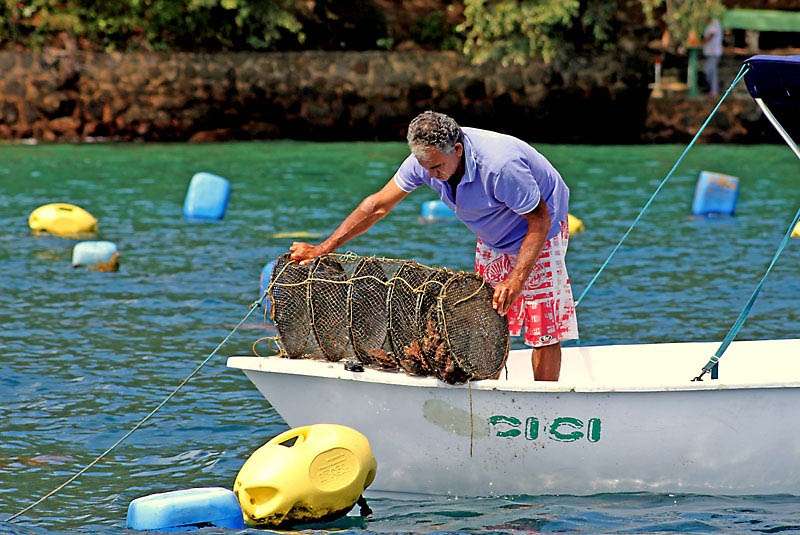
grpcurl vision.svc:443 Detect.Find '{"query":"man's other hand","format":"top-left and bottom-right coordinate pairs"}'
top-left (289, 242), bottom-right (326, 265)
top-left (492, 277), bottom-right (524, 316)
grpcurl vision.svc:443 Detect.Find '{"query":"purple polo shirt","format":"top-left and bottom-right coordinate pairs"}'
top-left (394, 127), bottom-right (569, 253)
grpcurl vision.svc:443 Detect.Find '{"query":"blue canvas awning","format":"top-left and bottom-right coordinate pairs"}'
top-left (743, 55), bottom-right (800, 146)
top-left (744, 55), bottom-right (800, 102)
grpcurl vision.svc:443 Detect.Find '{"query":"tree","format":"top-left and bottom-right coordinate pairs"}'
top-left (459, 0), bottom-right (725, 65)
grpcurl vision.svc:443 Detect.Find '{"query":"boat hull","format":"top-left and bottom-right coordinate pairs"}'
top-left (228, 339), bottom-right (800, 496)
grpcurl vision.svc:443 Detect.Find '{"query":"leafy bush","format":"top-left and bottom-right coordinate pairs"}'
top-left (0, 0), bottom-right (304, 51)
top-left (460, 0), bottom-right (724, 65)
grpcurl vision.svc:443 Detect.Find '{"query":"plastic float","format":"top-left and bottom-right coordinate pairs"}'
top-left (28, 203), bottom-right (97, 237)
top-left (419, 199), bottom-right (457, 222)
top-left (271, 231), bottom-right (322, 239)
top-left (126, 487), bottom-right (244, 531)
top-left (182, 172), bottom-right (230, 220)
top-left (234, 424), bottom-right (376, 527)
top-left (72, 241), bottom-right (119, 271)
top-left (259, 259), bottom-right (276, 318)
top-left (692, 171), bottom-right (739, 216)
top-left (567, 213), bottom-right (584, 234)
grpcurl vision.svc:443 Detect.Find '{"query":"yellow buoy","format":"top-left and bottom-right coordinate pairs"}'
top-left (271, 231), bottom-right (321, 239)
top-left (28, 203), bottom-right (97, 237)
top-left (568, 213), bottom-right (585, 235)
top-left (234, 424), bottom-right (376, 527)
top-left (792, 221), bottom-right (800, 239)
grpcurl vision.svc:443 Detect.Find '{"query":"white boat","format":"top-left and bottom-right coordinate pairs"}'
top-left (229, 56), bottom-right (800, 497)
top-left (228, 338), bottom-right (800, 496)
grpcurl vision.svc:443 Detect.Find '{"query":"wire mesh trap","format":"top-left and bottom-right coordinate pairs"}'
top-left (266, 253), bottom-right (509, 383)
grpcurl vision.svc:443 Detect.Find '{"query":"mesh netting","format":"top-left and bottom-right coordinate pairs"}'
top-left (269, 254), bottom-right (316, 358)
top-left (388, 262), bottom-right (435, 376)
top-left (437, 272), bottom-right (510, 380)
top-left (266, 253), bottom-right (509, 383)
top-left (308, 256), bottom-right (354, 361)
top-left (348, 257), bottom-right (389, 366)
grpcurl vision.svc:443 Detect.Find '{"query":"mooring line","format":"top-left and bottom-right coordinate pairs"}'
top-left (8, 296), bottom-right (265, 523)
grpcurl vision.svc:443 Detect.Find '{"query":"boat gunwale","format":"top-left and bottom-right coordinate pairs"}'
top-left (227, 337), bottom-right (800, 394)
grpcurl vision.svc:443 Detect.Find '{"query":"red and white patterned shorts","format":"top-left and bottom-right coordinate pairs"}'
top-left (475, 221), bottom-right (579, 348)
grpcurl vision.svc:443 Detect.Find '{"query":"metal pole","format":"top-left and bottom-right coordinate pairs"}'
top-left (755, 98), bottom-right (800, 161)
top-left (688, 48), bottom-right (700, 97)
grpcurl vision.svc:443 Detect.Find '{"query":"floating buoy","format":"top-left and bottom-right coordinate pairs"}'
top-left (692, 171), bottom-right (739, 216)
top-left (793, 221), bottom-right (800, 239)
top-left (126, 487), bottom-right (244, 531)
top-left (28, 203), bottom-right (97, 237)
top-left (234, 424), bottom-right (376, 527)
top-left (420, 200), bottom-right (456, 222)
top-left (72, 241), bottom-right (120, 272)
top-left (271, 231), bottom-right (322, 239)
top-left (259, 259), bottom-right (276, 319)
top-left (183, 172), bottom-right (231, 220)
top-left (568, 213), bottom-right (585, 235)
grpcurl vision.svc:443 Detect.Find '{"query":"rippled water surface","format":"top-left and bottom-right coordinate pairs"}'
top-left (1, 142), bottom-right (799, 533)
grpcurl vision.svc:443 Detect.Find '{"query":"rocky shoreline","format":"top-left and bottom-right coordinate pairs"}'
top-left (0, 49), bottom-right (774, 144)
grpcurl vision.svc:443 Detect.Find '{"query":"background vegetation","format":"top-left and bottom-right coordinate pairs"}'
top-left (0, 0), bottom-right (784, 64)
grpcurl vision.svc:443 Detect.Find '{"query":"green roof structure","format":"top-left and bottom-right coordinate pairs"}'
top-left (723, 9), bottom-right (800, 33)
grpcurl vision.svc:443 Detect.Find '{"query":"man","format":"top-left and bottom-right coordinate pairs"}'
top-left (703, 17), bottom-right (723, 97)
top-left (289, 111), bottom-right (578, 381)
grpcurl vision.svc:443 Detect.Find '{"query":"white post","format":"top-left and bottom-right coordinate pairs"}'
top-left (755, 97), bottom-right (800, 161)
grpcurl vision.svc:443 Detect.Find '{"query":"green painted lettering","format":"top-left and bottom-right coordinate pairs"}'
top-left (525, 417), bottom-right (539, 440)
top-left (587, 418), bottom-right (601, 442)
top-left (549, 417), bottom-right (584, 442)
top-left (489, 415), bottom-right (521, 438)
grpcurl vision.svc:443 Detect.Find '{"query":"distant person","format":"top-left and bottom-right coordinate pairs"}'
top-left (703, 18), bottom-right (723, 97)
top-left (289, 111), bottom-right (579, 381)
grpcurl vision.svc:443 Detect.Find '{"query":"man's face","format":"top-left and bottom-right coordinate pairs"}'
top-left (416, 143), bottom-right (463, 181)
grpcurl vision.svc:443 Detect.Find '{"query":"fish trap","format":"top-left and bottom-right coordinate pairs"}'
top-left (267, 253), bottom-right (509, 383)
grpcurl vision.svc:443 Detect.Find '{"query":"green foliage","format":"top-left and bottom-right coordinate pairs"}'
top-left (410, 12), bottom-right (462, 51)
top-left (0, 0), bottom-right (303, 51)
top-left (460, 0), bottom-right (724, 65)
top-left (641, 0), bottom-right (725, 47)
top-left (460, 0), bottom-right (599, 65)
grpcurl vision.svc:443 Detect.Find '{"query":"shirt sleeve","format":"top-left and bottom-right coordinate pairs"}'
top-left (493, 158), bottom-right (541, 215)
top-left (393, 154), bottom-right (426, 192)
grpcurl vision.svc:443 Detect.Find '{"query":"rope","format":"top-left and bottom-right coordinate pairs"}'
top-left (8, 296), bottom-right (265, 523)
top-left (467, 380), bottom-right (474, 458)
top-left (252, 335), bottom-right (281, 358)
top-left (575, 64), bottom-right (750, 308)
top-left (692, 201), bottom-right (800, 381)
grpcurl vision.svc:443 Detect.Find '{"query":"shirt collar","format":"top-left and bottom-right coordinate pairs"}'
top-left (461, 130), bottom-right (477, 183)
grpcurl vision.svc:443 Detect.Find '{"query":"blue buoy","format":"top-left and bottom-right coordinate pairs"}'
top-left (259, 259), bottom-right (276, 320)
top-left (126, 487), bottom-right (244, 531)
top-left (420, 200), bottom-right (456, 222)
top-left (72, 241), bottom-right (119, 269)
top-left (691, 171), bottom-right (739, 216)
top-left (183, 172), bottom-right (231, 220)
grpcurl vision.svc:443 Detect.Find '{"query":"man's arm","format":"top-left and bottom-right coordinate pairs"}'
top-left (492, 202), bottom-right (550, 315)
top-left (289, 176), bottom-right (409, 264)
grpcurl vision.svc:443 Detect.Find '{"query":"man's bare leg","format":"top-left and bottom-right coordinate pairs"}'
top-left (532, 342), bottom-right (561, 381)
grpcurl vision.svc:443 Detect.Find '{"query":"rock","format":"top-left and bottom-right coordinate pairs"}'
top-left (189, 128), bottom-right (233, 142)
top-left (49, 116), bottom-right (80, 133)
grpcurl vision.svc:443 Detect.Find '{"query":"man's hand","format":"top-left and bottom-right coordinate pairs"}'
top-left (492, 276), bottom-right (524, 316)
top-left (289, 242), bottom-right (327, 265)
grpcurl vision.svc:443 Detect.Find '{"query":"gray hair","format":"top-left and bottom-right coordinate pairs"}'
top-left (406, 111), bottom-right (462, 157)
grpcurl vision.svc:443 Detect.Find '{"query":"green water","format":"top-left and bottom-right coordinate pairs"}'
top-left (1, 142), bottom-right (799, 532)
